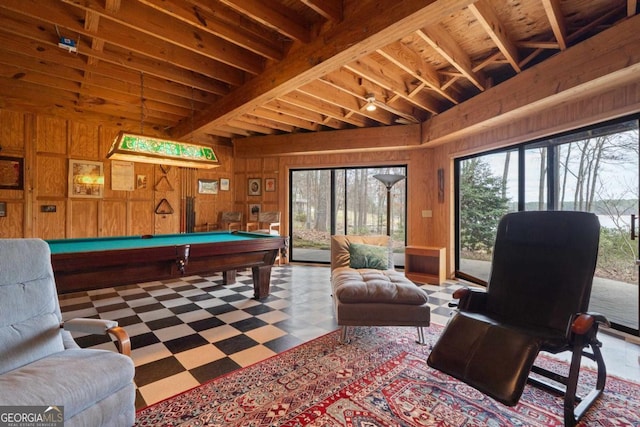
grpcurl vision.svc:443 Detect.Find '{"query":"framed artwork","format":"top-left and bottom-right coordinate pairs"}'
top-left (111, 160), bottom-right (134, 191)
top-left (220, 178), bottom-right (230, 191)
top-left (265, 178), bottom-right (276, 192)
top-left (248, 178), bottom-right (261, 196)
top-left (0, 156), bottom-right (23, 190)
top-left (69, 160), bottom-right (104, 198)
top-left (198, 179), bottom-right (219, 194)
top-left (249, 203), bottom-right (261, 221)
top-left (137, 175), bottom-right (148, 189)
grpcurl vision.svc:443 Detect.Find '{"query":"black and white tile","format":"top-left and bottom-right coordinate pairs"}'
top-left (58, 264), bottom-right (639, 410)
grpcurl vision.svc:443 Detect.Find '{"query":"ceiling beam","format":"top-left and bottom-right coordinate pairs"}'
top-left (219, 0), bottom-right (311, 43)
top-left (0, 8), bottom-right (237, 92)
top-left (137, 0), bottom-right (283, 60)
top-left (172, 0), bottom-right (478, 139)
top-left (301, 0), bottom-right (343, 21)
top-left (421, 13), bottom-right (640, 146)
top-left (60, 0), bottom-right (265, 74)
top-left (417, 23), bottom-right (487, 91)
top-left (377, 41), bottom-right (462, 105)
top-left (468, 0), bottom-right (521, 72)
top-left (234, 123), bottom-right (421, 157)
top-left (541, 0), bottom-right (568, 50)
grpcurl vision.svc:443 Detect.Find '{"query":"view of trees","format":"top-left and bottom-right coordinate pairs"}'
top-left (459, 124), bottom-right (639, 284)
top-left (291, 167), bottom-right (407, 257)
top-left (459, 158), bottom-right (510, 253)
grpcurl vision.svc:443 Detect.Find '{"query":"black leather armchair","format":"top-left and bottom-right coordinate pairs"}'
top-left (427, 211), bottom-right (609, 427)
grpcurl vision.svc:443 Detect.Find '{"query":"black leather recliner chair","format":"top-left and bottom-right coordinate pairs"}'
top-left (427, 210), bottom-right (609, 427)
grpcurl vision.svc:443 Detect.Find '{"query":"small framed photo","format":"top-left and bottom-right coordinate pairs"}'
top-left (198, 179), bottom-right (219, 194)
top-left (220, 178), bottom-right (230, 191)
top-left (69, 159), bottom-right (104, 198)
top-left (265, 178), bottom-right (276, 192)
top-left (248, 178), bottom-right (261, 196)
top-left (137, 175), bottom-right (147, 189)
top-left (249, 203), bottom-right (261, 221)
top-left (0, 156), bottom-right (24, 190)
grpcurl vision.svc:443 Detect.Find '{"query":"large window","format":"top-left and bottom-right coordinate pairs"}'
top-left (290, 166), bottom-right (407, 266)
top-left (456, 117), bottom-right (639, 335)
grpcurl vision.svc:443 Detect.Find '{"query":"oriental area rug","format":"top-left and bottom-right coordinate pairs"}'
top-left (135, 325), bottom-right (640, 426)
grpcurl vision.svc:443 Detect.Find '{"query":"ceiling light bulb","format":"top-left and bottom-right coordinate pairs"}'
top-left (365, 94), bottom-right (377, 111)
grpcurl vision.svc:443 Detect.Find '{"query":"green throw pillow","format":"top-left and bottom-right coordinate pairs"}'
top-left (348, 243), bottom-right (388, 270)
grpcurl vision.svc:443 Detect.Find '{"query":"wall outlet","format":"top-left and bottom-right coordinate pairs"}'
top-left (422, 210), bottom-right (432, 218)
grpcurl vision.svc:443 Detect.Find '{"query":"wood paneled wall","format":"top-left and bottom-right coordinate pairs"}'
top-left (234, 157), bottom-right (281, 222)
top-left (0, 110), bottom-right (235, 239)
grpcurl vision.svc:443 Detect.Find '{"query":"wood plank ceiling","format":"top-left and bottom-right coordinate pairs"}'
top-left (0, 0), bottom-right (636, 147)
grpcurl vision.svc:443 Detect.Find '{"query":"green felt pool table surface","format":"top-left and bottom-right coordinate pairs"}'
top-left (47, 231), bottom-right (270, 254)
top-left (47, 231), bottom-right (286, 298)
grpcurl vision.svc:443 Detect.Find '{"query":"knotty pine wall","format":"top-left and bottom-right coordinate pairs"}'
top-left (233, 157), bottom-right (281, 222)
top-left (0, 109), bottom-right (236, 239)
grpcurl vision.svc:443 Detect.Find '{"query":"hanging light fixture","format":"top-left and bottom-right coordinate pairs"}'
top-left (107, 132), bottom-right (219, 169)
top-left (365, 93), bottom-right (377, 111)
top-left (107, 73), bottom-right (219, 169)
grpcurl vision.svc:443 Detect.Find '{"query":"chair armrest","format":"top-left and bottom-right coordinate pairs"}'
top-left (571, 312), bottom-right (611, 335)
top-left (453, 287), bottom-right (488, 312)
top-left (63, 318), bottom-right (131, 356)
top-left (584, 311), bottom-right (611, 327)
top-left (227, 221), bottom-right (242, 231)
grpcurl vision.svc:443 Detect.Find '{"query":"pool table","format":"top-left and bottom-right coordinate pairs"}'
top-left (47, 231), bottom-right (286, 299)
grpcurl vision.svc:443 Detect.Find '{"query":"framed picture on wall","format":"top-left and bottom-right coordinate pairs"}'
top-left (0, 156), bottom-right (23, 190)
top-left (265, 178), bottom-right (276, 192)
top-left (198, 179), bottom-right (219, 194)
top-left (220, 178), bottom-right (230, 191)
top-left (249, 203), bottom-right (260, 221)
top-left (137, 175), bottom-right (148, 189)
top-left (248, 178), bottom-right (261, 196)
top-left (69, 159), bottom-right (104, 198)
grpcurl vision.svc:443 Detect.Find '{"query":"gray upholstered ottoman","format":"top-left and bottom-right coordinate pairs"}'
top-left (330, 235), bottom-right (431, 343)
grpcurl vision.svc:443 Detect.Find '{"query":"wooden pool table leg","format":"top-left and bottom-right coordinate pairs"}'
top-left (252, 265), bottom-right (272, 299)
top-left (222, 270), bottom-right (236, 284)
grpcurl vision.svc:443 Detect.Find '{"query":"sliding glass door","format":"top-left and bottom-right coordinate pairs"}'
top-left (290, 166), bottom-right (407, 265)
top-left (456, 117), bottom-right (639, 335)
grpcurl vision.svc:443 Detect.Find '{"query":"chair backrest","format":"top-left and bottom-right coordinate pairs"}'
top-left (0, 239), bottom-right (65, 374)
top-left (330, 235), bottom-right (389, 271)
top-left (486, 211), bottom-right (600, 332)
top-left (220, 211), bottom-right (242, 223)
top-left (258, 211), bottom-right (280, 224)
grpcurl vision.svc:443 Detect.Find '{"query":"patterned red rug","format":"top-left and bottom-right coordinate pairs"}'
top-left (135, 325), bottom-right (639, 426)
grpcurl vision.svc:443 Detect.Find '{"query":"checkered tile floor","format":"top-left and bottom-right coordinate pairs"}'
top-left (58, 265), bottom-right (458, 409)
top-left (58, 264), bottom-right (639, 410)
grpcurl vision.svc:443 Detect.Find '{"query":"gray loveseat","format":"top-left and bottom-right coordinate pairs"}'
top-left (0, 239), bottom-right (135, 427)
